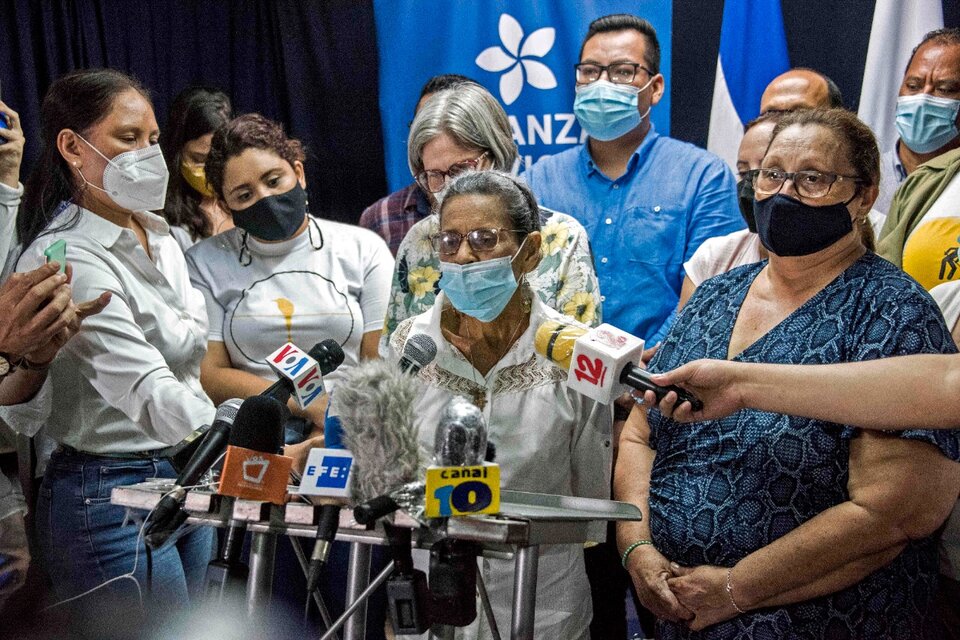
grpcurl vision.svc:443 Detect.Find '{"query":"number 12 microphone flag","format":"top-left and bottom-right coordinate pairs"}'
top-left (373, 0), bottom-right (673, 192)
top-left (707, 0), bottom-right (790, 171)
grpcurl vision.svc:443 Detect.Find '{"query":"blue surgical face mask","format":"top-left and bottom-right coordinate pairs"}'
top-left (439, 240), bottom-right (526, 323)
top-left (895, 94), bottom-right (960, 154)
top-left (574, 79), bottom-right (653, 142)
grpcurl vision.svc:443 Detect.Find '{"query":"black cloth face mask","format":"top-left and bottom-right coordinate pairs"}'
top-left (737, 179), bottom-right (758, 233)
top-left (231, 183), bottom-right (307, 241)
top-left (753, 193), bottom-right (855, 257)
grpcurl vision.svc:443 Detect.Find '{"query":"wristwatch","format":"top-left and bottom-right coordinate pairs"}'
top-left (0, 353), bottom-right (13, 379)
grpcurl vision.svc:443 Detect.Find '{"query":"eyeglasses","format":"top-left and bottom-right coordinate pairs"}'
top-left (431, 228), bottom-right (523, 256)
top-left (753, 168), bottom-right (862, 199)
top-left (574, 62), bottom-right (652, 85)
top-left (737, 168), bottom-right (759, 183)
top-left (415, 152), bottom-right (488, 193)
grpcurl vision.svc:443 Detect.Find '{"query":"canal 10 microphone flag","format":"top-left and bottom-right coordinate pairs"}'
top-left (373, 0), bottom-right (673, 192)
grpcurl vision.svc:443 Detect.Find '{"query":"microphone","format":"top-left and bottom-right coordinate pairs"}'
top-left (145, 398), bottom-right (243, 548)
top-left (426, 397), bottom-right (490, 627)
top-left (218, 396), bottom-right (292, 505)
top-left (398, 334), bottom-right (438, 375)
top-left (335, 359), bottom-right (424, 515)
top-left (334, 359), bottom-right (431, 634)
top-left (205, 395), bottom-right (289, 595)
top-left (433, 395), bottom-right (486, 466)
top-left (304, 336), bottom-right (437, 591)
top-left (534, 320), bottom-right (703, 411)
top-left (325, 333), bottom-right (436, 449)
top-left (263, 339), bottom-right (345, 409)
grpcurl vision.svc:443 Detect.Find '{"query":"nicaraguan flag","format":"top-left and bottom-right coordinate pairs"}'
top-left (858, 0), bottom-right (944, 152)
top-left (707, 0), bottom-right (790, 170)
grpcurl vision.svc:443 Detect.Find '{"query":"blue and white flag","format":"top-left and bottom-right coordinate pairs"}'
top-left (858, 0), bottom-right (944, 152)
top-left (374, 1), bottom-right (672, 192)
top-left (707, 0), bottom-right (790, 170)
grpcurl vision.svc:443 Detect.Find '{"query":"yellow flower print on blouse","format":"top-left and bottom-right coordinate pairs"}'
top-left (540, 221), bottom-right (570, 256)
top-left (408, 265), bottom-right (441, 298)
top-left (563, 291), bottom-right (597, 325)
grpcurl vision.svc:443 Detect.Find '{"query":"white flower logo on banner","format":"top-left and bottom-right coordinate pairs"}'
top-left (475, 14), bottom-right (557, 105)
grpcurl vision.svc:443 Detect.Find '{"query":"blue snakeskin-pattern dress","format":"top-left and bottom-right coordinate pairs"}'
top-left (647, 253), bottom-right (960, 639)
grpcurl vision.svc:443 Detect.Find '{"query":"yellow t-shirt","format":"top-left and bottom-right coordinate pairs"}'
top-left (902, 173), bottom-right (960, 291)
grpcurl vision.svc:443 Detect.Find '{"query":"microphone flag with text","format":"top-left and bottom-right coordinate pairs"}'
top-left (535, 320), bottom-right (703, 410)
top-left (264, 339), bottom-right (345, 409)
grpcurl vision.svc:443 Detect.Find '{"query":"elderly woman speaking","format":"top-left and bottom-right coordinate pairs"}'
top-left (389, 170), bottom-right (612, 639)
top-left (616, 108), bottom-right (960, 639)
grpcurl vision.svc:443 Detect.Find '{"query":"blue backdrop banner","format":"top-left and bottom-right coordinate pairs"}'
top-left (373, 1), bottom-right (673, 191)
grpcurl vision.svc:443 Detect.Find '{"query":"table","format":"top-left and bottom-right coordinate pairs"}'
top-left (112, 480), bottom-right (642, 640)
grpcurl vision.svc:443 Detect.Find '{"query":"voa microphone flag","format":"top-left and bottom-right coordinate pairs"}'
top-left (706, 0), bottom-right (790, 171)
top-left (373, 0), bottom-right (672, 191)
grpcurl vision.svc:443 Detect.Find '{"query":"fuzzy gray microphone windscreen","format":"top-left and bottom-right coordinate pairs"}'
top-left (336, 359), bottom-right (426, 503)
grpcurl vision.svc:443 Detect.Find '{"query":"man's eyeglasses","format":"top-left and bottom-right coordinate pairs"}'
top-left (415, 152), bottom-right (488, 193)
top-left (737, 169), bottom-right (759, 183)
top-left (753, 168), bottom-right (862, 199)
top-left (431, 228), bottom-right (523, 256)
top-left (574, 62), bottom-right (652, 85)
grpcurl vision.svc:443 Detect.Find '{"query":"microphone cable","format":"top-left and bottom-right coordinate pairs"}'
top-left (39, 481), bottom-right (213, 613)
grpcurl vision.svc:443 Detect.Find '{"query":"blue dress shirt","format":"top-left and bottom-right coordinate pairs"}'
top-left (523, 126), bottom-right (743, 344)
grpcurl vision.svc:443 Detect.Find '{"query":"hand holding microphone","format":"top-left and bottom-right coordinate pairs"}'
top-left (535, 320), bottom-right (703, 411)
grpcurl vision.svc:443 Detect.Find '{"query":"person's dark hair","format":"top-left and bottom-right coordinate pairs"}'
top-left (580, 14), bottom-right (660, 74)
top-left (205, 114), bottom-right (306, 199)
top-left (906, 27), bottom-right (960, 73)
top-left (419, 74), bottom-right (475, 102)
top-left (20, 68), bottom-right (151, 251)
top-left (769, 108), bottom-right (881, 188)
top-left (161, 86), bottom-right (232, 240)
top-left (438, 170), bottom-right (541, 243)
top-left (791, 67), bottom-right (844, 109)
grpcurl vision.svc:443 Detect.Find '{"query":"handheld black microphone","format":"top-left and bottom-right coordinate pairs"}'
top-left (204, 395), bottom-right (287, 597)
top-left (145, 398), bottom-right (242, 548)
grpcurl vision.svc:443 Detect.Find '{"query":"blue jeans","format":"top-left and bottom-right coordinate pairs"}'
top-left (35, 450), bottom-right (214, 628)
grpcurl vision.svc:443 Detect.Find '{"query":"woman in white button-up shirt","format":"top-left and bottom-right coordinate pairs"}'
top-left (390, 171), bottom-right (612, 640)
top-left (15, 69), bottom-right (215, 630)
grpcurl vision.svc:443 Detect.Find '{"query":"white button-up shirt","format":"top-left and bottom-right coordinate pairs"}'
top-left (13, 204), bottom-right (214, 452)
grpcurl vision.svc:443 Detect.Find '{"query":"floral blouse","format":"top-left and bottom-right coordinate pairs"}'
top-left (380, 207), bottom-right (603, 350)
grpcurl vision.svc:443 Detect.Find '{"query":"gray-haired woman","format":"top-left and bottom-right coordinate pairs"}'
top-left (389, 170), bottom-right (613, 639)
top-left (381, 82), bottom-right (602, 350)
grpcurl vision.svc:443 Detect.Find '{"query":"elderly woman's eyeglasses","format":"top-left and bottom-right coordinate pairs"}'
top-left (574, 62), bottom-right (652, 84)
top-left (432, 228), bottom-right (523, 256)
top-left (415, 152), bottom-right (488, 193)
top-left (753, 168), bottom-right (862, 199)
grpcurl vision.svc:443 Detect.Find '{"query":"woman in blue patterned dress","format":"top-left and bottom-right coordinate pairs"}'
top-left (615, 108), bottom-right (960, 639)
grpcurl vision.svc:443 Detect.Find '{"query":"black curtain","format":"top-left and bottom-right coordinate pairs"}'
top-left (0, 0), bottom-right (386, 224)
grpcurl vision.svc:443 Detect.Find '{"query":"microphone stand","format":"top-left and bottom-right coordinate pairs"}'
top-left (202, 496), bottom-right (251, 604)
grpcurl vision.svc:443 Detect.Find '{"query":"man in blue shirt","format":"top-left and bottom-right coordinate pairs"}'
top-left (523, 14), bottom-right (743, 346)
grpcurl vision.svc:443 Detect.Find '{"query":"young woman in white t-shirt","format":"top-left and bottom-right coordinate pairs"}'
top-left (186, 114), bottom-right (393, 440)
